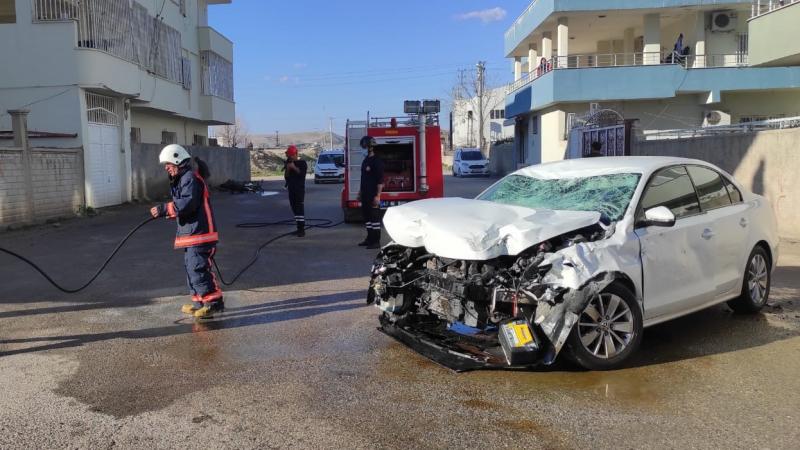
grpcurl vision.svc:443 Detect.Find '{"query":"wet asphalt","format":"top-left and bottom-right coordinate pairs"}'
top-left (0, 175), bottom-right (798, 449)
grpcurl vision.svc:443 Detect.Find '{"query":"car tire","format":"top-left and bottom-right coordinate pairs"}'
top-left (727, 245), bottom-right (771, 314)
top-left (565, 282), bottom-right (643, 370)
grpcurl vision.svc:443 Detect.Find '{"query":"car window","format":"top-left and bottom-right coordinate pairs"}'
top-left (639, 166), bottom-right (700, 220)
top-left (687, 165), bottom-right (732, 210)
top-left (723, 176), bottom-right (743, 203)
top-left (461, 151), bottom-right (483, 161)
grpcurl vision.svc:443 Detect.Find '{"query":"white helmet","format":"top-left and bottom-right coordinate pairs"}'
top-left (159, 144), bottom-right (191, 165)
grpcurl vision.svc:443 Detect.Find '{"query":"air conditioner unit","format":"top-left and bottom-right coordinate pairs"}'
top-left (703, 110), bottom-right (731, 127)
top-left (711, 11), bottom-right (736, 32)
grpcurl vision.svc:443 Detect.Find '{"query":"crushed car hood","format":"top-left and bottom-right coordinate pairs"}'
top-left (383, 198), bottom-right (601, 260)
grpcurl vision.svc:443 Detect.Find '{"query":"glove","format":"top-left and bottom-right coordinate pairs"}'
top-left (150, 204), bottom-right (166, 218)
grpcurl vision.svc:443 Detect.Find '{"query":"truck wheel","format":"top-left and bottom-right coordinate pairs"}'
top-left (727, 245), bottom-right (771, 313)
top-left (565, 282), bottom-right (643, 370)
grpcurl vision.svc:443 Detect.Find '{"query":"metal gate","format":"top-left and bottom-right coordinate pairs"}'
top-left (566, 109), bottom-right (629, 159)
top-left (85, 92), bottom-right (123, 208)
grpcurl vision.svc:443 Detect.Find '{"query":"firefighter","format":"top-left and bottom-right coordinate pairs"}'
top-left (357, 136), bottom-right (384, 249)
top-left (149, 144), bottom-right (223, 319)
top-left (284, 145), bottom-right (307, 237)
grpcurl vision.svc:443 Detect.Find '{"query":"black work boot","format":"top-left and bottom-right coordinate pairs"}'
top-left (296, 222), bottom-right (305, 237)
top-left (366, 228), bottom-right (381, 249)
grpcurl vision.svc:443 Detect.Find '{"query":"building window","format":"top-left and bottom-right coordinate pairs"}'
top-left (490, 109), bottom-right (505, 120)
top-left (130, 127), bottom-right (141, 144)
top-left (181, 57), bottom-right (192, 90)
top-left (86, 92), bottom-right (120, 125)
top-left (161, 131), bottom-right (177, 145)
top-left (193, 134), bottom-right (207, 146)
top-left (0, 0), bottom-right (16, 23)
top-left (201, 51), bottom-right (234, 101)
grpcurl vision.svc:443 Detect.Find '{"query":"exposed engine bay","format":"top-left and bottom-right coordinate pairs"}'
top-left (368, 222), bottom-right (616, 371)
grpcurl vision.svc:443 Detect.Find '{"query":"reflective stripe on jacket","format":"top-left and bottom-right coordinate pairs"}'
top-left (163, 165), bottom-right (218, 249)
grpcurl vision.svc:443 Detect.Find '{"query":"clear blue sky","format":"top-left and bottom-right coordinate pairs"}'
top-left (208, 1), bottom-right (531, 135)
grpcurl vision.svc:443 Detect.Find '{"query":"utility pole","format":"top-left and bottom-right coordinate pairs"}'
top-left (476, 61), bottom-right (486, 154)
top-left (275, 130), bottom-right (280, 147)
top-left (328, 117), bottom-right (334, 150)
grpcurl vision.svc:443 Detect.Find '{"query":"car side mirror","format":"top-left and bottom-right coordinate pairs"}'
top-left (642, 206), bottom-right (676, 227)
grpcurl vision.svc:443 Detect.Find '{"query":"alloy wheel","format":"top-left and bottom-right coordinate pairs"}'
top-left (577, 293), bottom-right (635, 359)
top-left (748, 253), bottom-right (769, 305)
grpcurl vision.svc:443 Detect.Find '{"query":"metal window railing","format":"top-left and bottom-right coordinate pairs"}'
top-left (86, 92), bottom-right (119, 125)
top-left (201, 51), bottom-right (234, 101)
top-left (506, 52), bottom-right (750, 94)
top-left (34, 0), bottom-right (183, 85)
top-left (32, 0), bottom-right (78, 21)
top-left (751, 0), bottom-right (799, 18)
top-left (642, 115), bottom-right (800, 140)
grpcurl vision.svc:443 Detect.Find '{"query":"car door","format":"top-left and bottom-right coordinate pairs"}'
top-left (686, 165), bottom-right (750, 297)
top-left (634, 165), bottom-right (717, 320)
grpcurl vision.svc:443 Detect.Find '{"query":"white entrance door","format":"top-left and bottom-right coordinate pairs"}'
top-left (87, 123), bottom-right (122, 208)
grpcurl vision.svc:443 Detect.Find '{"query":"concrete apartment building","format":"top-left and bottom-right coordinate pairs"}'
top-left (503, 0), bottom-right (800, 165)
top-left (451, 87), bottom-right (514, 150)
top-left (0, 0), bottom-right (235, 209)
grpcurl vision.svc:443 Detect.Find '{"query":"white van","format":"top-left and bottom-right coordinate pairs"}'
top-left (452, 148), bottom-right (490, 177)
top-left (314, 149), bottom-right (345, 184)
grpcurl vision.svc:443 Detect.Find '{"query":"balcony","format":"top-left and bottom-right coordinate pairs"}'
top-left (200, 95), bottom-right (235, 125)
top-left (198, 26), bottom-right (233, 64)
top-left (749, 0), bottom-right (800, 66)
top-left (504, 52), bottom-right (800, 118)
top-left (506, 52), bottom-right (749, 95)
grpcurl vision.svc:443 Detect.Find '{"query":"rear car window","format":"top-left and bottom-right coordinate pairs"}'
top-left (723, 177), bottom-right (743, 203)
top-left (640, 166), bottom-right (700, 219)
top-left (687, 165), bottom-right (732, 210)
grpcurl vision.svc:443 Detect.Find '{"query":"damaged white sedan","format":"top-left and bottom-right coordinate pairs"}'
top-left (368, 157), bottom-right (778, 370)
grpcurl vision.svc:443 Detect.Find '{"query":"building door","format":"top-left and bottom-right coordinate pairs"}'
top-left (85, 93), bottom-right (123, 208)
top-left (516, 116), bottom-right (528, 167)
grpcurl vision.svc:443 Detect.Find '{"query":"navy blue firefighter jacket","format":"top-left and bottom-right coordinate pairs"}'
top-left (155, 163), bottom-right (219, 249)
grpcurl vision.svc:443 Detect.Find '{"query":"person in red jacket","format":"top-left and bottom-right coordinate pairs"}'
top-left (149, 144), bottom-right (223, 319)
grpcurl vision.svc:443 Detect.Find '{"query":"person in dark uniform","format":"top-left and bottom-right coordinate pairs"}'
top-left (284, 145), bottom-right (307, 237)
top-left (357, 136), bottom-right (384, 249)
top-left (149, 144), bottom-right (223, 319)
top-left (588, 141), bottom-right (605, 157)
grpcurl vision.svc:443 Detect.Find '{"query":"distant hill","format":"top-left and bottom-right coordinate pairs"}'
top-left (250, 131), bottom-right (345, 150)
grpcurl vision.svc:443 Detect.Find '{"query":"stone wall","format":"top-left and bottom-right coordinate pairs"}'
top-left (0, 146), bottom-right (84, 229)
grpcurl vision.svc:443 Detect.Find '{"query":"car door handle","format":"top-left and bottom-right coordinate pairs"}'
top-left (739, 218), bottom-right (749, 228)
top-left (702, 228), bottom-right (715, 240)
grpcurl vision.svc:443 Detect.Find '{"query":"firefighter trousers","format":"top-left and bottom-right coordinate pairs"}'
top-left (361, 200), bottom-right (381, 243)
top-left (289, 188), bottom-right (305, 228)
top-left (184, 244), bottom-right (223, 303)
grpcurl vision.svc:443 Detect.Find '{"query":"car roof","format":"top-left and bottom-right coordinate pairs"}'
top-left (514, 156), bottom-right (715, 179)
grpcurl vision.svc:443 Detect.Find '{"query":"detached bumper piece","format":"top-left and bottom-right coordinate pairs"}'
top-left (378, 315), bottom-right (539, 372)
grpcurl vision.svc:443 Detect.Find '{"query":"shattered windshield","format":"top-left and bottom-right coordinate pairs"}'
top-left (477, 173), bottom-right (641, 221)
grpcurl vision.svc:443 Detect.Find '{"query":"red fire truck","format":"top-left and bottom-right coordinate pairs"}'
top-left (342, 106), bottom-right (444, 222)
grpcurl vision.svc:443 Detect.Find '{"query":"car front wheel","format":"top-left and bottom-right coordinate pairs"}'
top-left (727, 246), bottom-right (771, 313)
top-left (566, 282), bottom-right (643, 370)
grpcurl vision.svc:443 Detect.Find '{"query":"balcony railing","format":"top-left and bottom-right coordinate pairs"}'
top-left (506, 52), bottom-right (750, 94)
top-left (504, 0), bottom-right (540, 44)
top-left (32, 0), bottom-right (183, 85)
top-left (751, 0), bottom-right (799, 18)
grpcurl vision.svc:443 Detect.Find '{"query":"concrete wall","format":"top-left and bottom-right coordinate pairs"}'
top-left (131, 110), bottom-right (210, 146)
top-left (131, 143), bottom-right (251, 201)
top-left (633, 128), bottom-right (800, 240)
top-left (488, 142), bottom-right (516, 177)
top-left (0, 146), bottom-right (85, 229)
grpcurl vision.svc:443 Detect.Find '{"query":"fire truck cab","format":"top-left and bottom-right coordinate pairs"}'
top-left (342, 114), bottom-right (444, 223)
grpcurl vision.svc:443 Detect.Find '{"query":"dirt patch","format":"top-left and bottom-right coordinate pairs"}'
top-left (251, 149), bottom-right (317, 177)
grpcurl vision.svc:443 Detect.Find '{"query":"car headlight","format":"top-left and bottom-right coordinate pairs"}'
top-left (461, 162), bottom-right (470, 167)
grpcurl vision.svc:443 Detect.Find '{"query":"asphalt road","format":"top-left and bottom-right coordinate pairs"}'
top-left (0, 174), bottom-right (798, 449)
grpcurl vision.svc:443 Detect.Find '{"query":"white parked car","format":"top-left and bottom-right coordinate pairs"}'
top-left (452, 148), bottom-right (490, 177)
top-left (314, 149), bottom-right (345, 184)
top-left (369, 157), bottom-right (778, 370)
